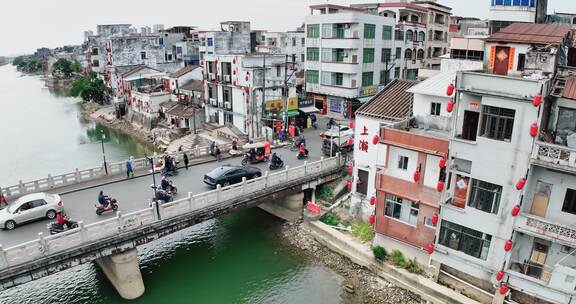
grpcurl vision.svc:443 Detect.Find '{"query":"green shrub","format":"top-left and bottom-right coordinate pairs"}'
top-left (389, 249), bottom-right (406, 267)
top-left (352, 221), bottom-right (375, 242)
top-left (404, 257), bottom-right (423, 274)
top-left (316, 184), bottom-right (334, 200)
top-left (372, 246), bottom-right (387, 261)
top-left (320, 213), bottom-right (339, 226)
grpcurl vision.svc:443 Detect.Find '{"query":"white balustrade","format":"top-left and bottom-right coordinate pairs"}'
top-left (0, 156), bottom-right (342, 271)
top-left (533, 141), bottom-right (576, 170)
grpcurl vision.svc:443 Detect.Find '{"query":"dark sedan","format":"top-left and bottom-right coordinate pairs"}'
top-left (203, 165), bottom-right (262, 188)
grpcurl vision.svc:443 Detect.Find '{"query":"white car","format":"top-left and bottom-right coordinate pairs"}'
top-left (0, 193), bottom-right (64, 230)
top-left (320, 125), bottom-right (354, 138)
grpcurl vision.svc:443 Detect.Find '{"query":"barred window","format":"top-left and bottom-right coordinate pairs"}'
top-left (468, 179), bottom-right (502, 214)
top-left (384, 194), bottom-right (419, 226)
top-left (439, 220), bottom-right (492, 260)
top-left (480, 105), bottom-right (515, 141)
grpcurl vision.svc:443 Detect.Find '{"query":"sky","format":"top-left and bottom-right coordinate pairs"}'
top-left (1, 0), bottom-right (574, 56)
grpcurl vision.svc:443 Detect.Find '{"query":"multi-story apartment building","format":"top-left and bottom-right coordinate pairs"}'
top-left (197, 21), bottom-right (252, 59)
top-left (432, 23), bottom-right (574, 304)
top-left (489, 0), bottom-right (549, 34)
top-left (415, 1), bottom-right (452, 68)
top-left (304, 4), bottom-right (397, 119)
top-left (202, 53), bottom-right (297, 138)
top-left (257, 29), bottom-right (306, 71)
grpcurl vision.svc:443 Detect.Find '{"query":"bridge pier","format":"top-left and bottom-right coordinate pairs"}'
top-left (96, 248), bottom-right (145, 300)
top-left (259, 192), bottom-right (305, 221)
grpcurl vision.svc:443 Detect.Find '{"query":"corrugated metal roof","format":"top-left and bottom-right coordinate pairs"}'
top-left (486, 23), bottom-right (572, 45)
top-left (407, 71), bottom-right (456, 98)
top-left (180, 79), bottom-right (203, 92)
top-left (355, 79), bottom-right (417, 122)
top-left (562, 76), bottom-right (576, 100)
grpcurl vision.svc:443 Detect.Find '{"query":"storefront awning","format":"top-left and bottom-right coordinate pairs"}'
top-left (286, 110), bottom-right (299, 117)
top-left (299, 106), bottom-right (320, 113)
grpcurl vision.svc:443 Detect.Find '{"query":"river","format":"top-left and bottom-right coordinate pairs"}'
top-left (0, 65), bottom-right (347, 303)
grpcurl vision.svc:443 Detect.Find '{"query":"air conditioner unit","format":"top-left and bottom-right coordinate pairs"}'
top-left (218, 101), bottom-right (224, 108)
top-left (224, 75), bottom-right (231, 83)
top-left (224, 101), bottom-right (232, 109)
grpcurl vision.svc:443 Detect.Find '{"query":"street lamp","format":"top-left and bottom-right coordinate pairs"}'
top-left (100, 130), bottom-right (108, 175)
top-left (146, 155), bottom-right (161, 220)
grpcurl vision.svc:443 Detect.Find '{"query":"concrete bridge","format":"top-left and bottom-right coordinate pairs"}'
top-left (0, 155), bottom-right (342, 299)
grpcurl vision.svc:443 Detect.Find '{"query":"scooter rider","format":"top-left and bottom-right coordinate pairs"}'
top-left (298, 143), bottom-right (308, 158)
top-left (98, 191), bottom-right (108, 208)
top-left (271, 152), bottom-right (282, 165)
top-left (161, 176), bottom-right (170, 191)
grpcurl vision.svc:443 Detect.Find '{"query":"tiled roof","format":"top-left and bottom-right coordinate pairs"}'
top-left (180, 79), bottom-right (203, 92)
top-left (486, 23), bottom-right (572, 45)
top-left (166, 104), bottom-right (195, 118)
top-left (355, 79), bottom-right (417, 122)
top-left (407, 71), bottom-right (456, 98)
top-left (562, 76), bottom-right (576, 100)
top-left (121, 65), bottom-right (160, 78)
top-left (169, 65), bottom-right (200, 78)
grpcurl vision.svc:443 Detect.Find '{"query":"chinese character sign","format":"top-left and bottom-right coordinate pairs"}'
top-left (360, 126), bottom-right (368, 136)
top-left (359, 140), bottom-right (369, 152)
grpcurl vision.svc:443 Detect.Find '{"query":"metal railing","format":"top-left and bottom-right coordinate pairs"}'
top-left (508, 259), bottom-right (553, 284)
top-left (532, 141), bottom-right (576, 170)
top-left (0, 143), bottom-right (232, 200)
top-left (0, 155), bottom-right (341, 270)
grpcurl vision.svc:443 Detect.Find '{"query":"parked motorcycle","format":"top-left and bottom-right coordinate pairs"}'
top-left (95, 197), bottom-right (119, 215)
top-left (48, 218), bottom-right (79, 235)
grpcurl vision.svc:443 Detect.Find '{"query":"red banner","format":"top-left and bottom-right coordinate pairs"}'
top-left (305, 201), bottom-right (321, 214)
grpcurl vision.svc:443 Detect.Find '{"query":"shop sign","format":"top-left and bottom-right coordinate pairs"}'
top-left (298, 99), bottom-right (314, 108)
top-left (329, 98), bottom-right (342, 113)
top-left (288, 97), bottom-right (298, 110)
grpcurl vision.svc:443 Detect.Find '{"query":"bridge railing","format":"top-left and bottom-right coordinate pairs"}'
top-left (0, 155), bottom-right (341, 271)
top-left (0, 143), bottom-right (233, 200)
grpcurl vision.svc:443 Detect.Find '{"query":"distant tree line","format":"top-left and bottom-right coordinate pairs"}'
top-left (51, 58), bottom-right (81, 78)
top-left (12, 56), bottom-right (43, 73)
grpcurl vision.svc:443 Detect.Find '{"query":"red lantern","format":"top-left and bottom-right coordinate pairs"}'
top-left (348, 138), bottom-right (354, 145)
top-left (200, 60), bottom-right (204, 66)
top-left (244, 87), bottom-right (250, 94)
top-left (427, 244), bottom-right (435, 254)
top-left (413, 170), bottom-right (421, 183)
top-left (439, 157), bottom-right (447, 169)
top-left (369, 196), bottom-right (375, 205)
top-left (437, 181), bottom-right (445, 192)
top-left (233, 70), bottom-right (236, 75)
top-left (504, 240), bottom-right (513, 252)
top-left (511, 204), bottom-right (521, 216)
top-left (232, 58), bottom-right (236, 64)
top-left (245, 75), bottom-right (249, 81)
top-left (246, 97), bottom-right (250, 104)
top-left (347, 182), bottom-right (353, 191)
top-left (431, 213), bottom-right (439, 226)
top-left (369, 214), bottom-right (375, 225)
top-left (516, 178), bottom-right (526, 190)
top-left (349, 121), bottom-right (355, 129)
top-left (446, 83), bottom-right (455, 96)
top-left (372, 135), bottom-right (379, 145)
top-left (446, 100), bottom-right (455, 113)
top-left (530, 123), bottom-right (538, 138)
top-left (495, 271), bottom-right (504, 282)
top-left (499, 283), bottom-right (509, 295)
top-left (533, 93), bottom-right (542, 107)
top-left (346, 166), bottom-right (353, 175)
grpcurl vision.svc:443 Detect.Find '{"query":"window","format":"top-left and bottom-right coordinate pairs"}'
top-left (404, 49), bottom-right (413, 61)
top-left (417, 49), bottom-right (425, 60)
top-left (307, 48), bottom-right (319, 61)
top-left (384, 194), bottom-right (419, 226)
top-left (141, 51), bottom-right (147, 60)
top-left (430, 102), bottom-right (441, 116)
top-left (292, 37), bottom-right (297, 46)
top-left (439, 220), bottom-right (492, 260)
top-left (301, 38), bottom-right (305, 46)
top-left (30, 199), bottom-right (46, 208)
top-left (382, 25), bottom-right (393, 40)
top-left (276, 66), bottom-right (281, 77)
top-left (394, 67), bottom-right (400, 79)
top-left (562, 189), bottom-right (576, 215)
top-left (424, 216), bottom-right (436, 228)
top-left (92, 48), bottom-right (99, 56)
top-left (207, 38), bottom-right (213, 46)
top-left (395, 47), bottom-right (402, 60)
top-left (363, 48), bottom-right (375, 63)
top-left (357, 169), bottom-right (369, 195)
top-left (418, 31), bottom-right (425, 42)
top-left (480, 105), bottom-right (515, 141)
top-left (381, 48), bottom-right (392, 62)
top-left (301, 54), bottom-right (305, 62)
top-left (395, 30), bottom-right (404, 41)
top-left (405, 30), bottom-right (414, 42)
top-left (364, 24), bottom-right (376, 39)
top-left (306, 70), bottom-right (319, 84)
top-left (307, 24), bottom-right (320, 38)
top-left (334, 73), bottom-right (343, 86)
top-left (362, 72), bottom-right (373, 86)
top-left (208, 85), bottom-right (217, 99)
top-left (380, 70), bottom-right (390, 85)
top-left (92, 59), bottom-right (99, 67)
top-left (398, 156), bottom-right (409, 170)
top-left (321, 72), bottom-right (343, 86)
top-left (468, 179), bottom-right (502, 214)
top-left (517, 53), bottom-right (526, 71)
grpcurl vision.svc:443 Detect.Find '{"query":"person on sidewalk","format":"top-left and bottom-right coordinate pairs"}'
top-left (125, 157), bottom-right (134, 178)
top-left (183, 153), bottom-right (189, 170)
top-left (0, 193), bottom-right (7, 209)
top-left (215, 145), bottom-right (222, 162)
top-left (209, 141), bottom-right (216, 156)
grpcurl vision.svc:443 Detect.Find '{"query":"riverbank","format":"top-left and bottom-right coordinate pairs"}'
top-left (281, 222), bottom-right (422, 303)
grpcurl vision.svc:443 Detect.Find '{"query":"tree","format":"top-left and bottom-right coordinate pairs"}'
top-left (70, 72), bottom-right (107, 104)
top-left (52, 58), bottom-right (80, 77)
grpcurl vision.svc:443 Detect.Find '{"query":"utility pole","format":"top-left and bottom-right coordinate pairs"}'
top-left (283, 54), bottom-right (289, 132)
top-left (259, 53), bottom-right (266, 139)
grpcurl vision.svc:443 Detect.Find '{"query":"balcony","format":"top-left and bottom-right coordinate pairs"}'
top-left (515, 213), bottom-right (576, 247)
top-left (532, 141), bottom-right (576, 173)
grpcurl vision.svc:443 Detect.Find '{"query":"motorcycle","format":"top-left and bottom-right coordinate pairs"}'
top-left (95, 197), bottom-right (119, 215)
top-left (48, 218), bottom-right (79, 235)
top-left (297, 149), bottom-right (309, 160)
top-left (269, 158), bottom-right (284, 170)
top-left (150, 186), bottom-right (173, 205)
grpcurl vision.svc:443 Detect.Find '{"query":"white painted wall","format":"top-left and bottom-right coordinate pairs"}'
top-left (386, 146), bottom-right (419, 183)
top-left (424, 155), bottom-right (441, 189)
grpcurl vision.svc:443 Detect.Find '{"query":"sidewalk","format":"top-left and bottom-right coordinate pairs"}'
top-left (304, 220), bottom-right (482, 304)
